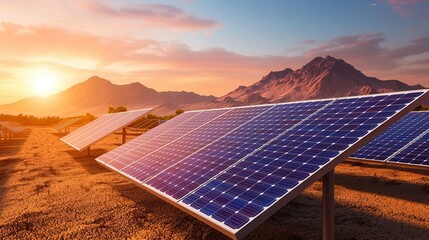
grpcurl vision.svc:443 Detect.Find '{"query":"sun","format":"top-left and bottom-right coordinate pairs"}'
top-left (29, 68), bottom-right (60, 96)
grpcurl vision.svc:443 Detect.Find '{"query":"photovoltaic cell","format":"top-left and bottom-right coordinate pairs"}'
top-left (0, 121), bottom-right (26, 133)
top-left (120, 106), bottom-right (279, 183)
top-left (100, 109), bottom-right (229, 170)
top-left (145, 100), bottom-right (330, 200)
top-left (95, 90), bottom-right (428, 240)
top-left (98, 111), bottom-right (202, 165)
top-left (351, 112), bottom-right (429, 162)
top-left (53, 118), bottom-right (81, 132)
top-left (61, 109), bottom-right (151, 151)
top-left (180, 92), bottom-right (424, 232)
top-left (388, 129), bottom-right (429, 166)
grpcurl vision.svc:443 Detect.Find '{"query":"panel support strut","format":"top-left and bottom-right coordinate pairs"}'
top-left (323, 169), bottom-right (335, 240)
top-left (86, 146), bottom-right (91, 157)
top-left (122, 127), bottom-right (127, 144)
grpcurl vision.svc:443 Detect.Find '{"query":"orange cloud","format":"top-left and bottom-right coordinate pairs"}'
top-left (72, 0), bottom-right (221, 31)
top-left (0, 21), bottom-right (427, 104)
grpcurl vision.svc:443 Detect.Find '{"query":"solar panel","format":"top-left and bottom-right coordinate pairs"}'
top-left (61, 109), bottom-right (151, 151)
top-left (53, 118), bottom-right (81, 132)
top-left (96, 90), bottom-right (428, 239)
top-left (144, 101), bottom-right (330, 200)
top-left (98, 110), bottom-right (228, 169)
top-left (131, 119), bottom-right (160, 129)
top-left (387, 112), bottom-right (429, 167)
top-left (0, 121), bottom-right (26, 133)
top-left (351, 112), bottom-right (429, 162)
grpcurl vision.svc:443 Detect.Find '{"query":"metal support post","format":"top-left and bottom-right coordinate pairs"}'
top-left (122, 127), bottom-right (127, 144)
top-left (323, 169), bottom-right (335, 240)
top-left (86, 146), bottom-right (91, 157)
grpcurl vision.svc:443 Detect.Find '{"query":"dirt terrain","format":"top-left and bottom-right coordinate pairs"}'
top-left (0, 126), bottom-right (428, 239)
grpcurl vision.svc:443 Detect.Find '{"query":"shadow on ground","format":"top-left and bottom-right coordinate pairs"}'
top-left (108, 174), bottom-right (429, 240)
top-left (64, 149), bottom-right (109, 175)
top-left (344, 160), bottom-right (429, 177)
top-left (0, 157), bottom-right (23, 211)
top-left (0, 129), bottom-right (32, 157)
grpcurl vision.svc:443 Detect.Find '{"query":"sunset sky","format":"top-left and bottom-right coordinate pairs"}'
top-left (0, 0), bottom-right (428, 104)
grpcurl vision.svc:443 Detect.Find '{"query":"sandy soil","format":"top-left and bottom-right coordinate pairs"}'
top-left (0, 126), bottom-right (428, 239)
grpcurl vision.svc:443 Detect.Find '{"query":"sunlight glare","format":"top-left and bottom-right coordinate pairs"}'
top-left (29, 68), bottom-right (60, 96)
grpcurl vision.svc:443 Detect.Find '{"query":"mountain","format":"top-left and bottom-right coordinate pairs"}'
top-left (1, 56), bottom-right (426, 117)
top-left (209, 56), bottom-right (426, 107)
top-left (0, 76), bottom-right (215, 117)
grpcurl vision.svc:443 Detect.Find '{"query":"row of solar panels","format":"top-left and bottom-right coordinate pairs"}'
top-left (53, 117), bottom-right (82, 132)
top-left (0, 121), bottom-right (26, 133)
top-left (351, 111), bottom-right (429, 167)
top-left (59, 90), bottom-right (428, 240)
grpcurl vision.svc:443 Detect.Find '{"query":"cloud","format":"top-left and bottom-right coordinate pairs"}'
top-left (72, 0), bottom-right (220, 31)
top-left (300, 32), bottom-right (429, 86)
top-left (385, 0), bottom-right (429, 18)
top-left (0, 21), bottom-right (428, 103)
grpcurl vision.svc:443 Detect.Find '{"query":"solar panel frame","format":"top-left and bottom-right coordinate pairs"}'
top-left (350, 111), bottom-right (429, 163)
top-left (96, 111), bottom-right (204, 165)
top-left (61, 109), bottom-right (152, 151)
top-left (387, 126), bottom-right (429, 167)
top-left (96, 90), bottom-right (429, 240)
top-left (99, 109), bottom-right (232, 171)
top-left (143, 101), bottom-right (330, 201)
top-left (53, 118), bottom-right (81, 132)
top-left (0, 121), bottom-right (26, 133)
top-left (180, 90), bottom-right (428, 239)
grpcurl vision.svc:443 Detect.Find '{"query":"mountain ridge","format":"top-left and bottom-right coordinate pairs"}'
top-left (0, 56), bottom-right (426, 117)
top-left (0, 76), bottom-right (215, 117)
top-left (214, 55), bottom-right (425, 105)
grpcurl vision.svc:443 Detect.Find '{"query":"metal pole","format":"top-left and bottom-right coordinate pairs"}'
top-left (323, 169), bottom-right (335, 240)
top-left (86, 146), bottom-right (91, 157)
top-left (122, 127), bottom-right (126, 144)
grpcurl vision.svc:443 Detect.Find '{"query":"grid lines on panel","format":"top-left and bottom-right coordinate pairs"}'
top-left (351, 112), bottom-right (429, 161)
top-left (0, 121), bottom-right (25, 133)
top-left (99, 109), bottom-right (231, 170)
top-left (120, 106), bottom-right (276, 184)
top-left (61, 109), bottom-right (151, 150)
top-left (388, 126), bottom-right (429, 166)
top-left (97, 111), bottom-right (202, 164)
top-left (53, 118), bottom-right (81, 131)
top-left (94, 90), bottom-right (428, 240)
top-left (180, 91), bottom-right (425, 231)
top-left (145, 100), bottom-right (331, 200)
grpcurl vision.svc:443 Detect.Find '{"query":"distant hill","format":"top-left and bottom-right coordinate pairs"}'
top-left (0, 76), bottom-right (215, 117)
top-left (189, 56), bottom-right (426, 110)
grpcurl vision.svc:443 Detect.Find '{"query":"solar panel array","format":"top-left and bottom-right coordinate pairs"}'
top-left (61, 109), bottom-right (151, 151)
top-left (53, 118), bottom-right (81, 132)
top-left (96, 90), bottom-right (428, 239)
top-left (131, 119), bottom-right (160, 130)
top-left (389, 128), bottom-right (429, 166)
top-left (0, 121), bottom-right (26, 133)
top-left (352, 111), bottom-right (429, 167)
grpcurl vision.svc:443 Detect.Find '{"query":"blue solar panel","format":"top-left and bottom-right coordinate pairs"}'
top-left (180, 92), bottom-right (425, 232)
top-left (388, 124), bottom-right (429, 167)
top-left (145, 100), bottom-right (330, 200)
top-left (351, 112), bottom-right (429, 162)
top-left (95, 90), bottom-right (429, 239)
top-left (98, 111), bottom-right (201, 165)
top-left (100, 110), bottom-right (228, 170)
top-left (121, 105), bottom-right (277, 183)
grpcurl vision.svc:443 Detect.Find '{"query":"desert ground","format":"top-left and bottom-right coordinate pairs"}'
top-left (0, 126), bottom-right (428, 240)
